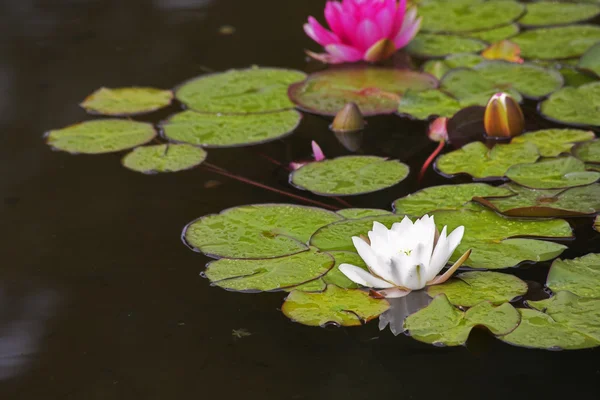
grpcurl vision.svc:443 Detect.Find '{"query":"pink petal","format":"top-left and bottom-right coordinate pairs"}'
top-left (304, 17), bottom-right (340, 46)
top-left (324, 43), bottom-right (364, 63)
top-left (305, 49), bottom-right (345, 64)
top-left (311, 141), bottom-right (325, 161)
top-left (355, 19), bottom-right (383, 51)
top-left (391, 0), bottom-right (407, 38)
top-left (339, 10), bottom-right (359, 45)
top-left (393, 15), bottom-right (421, 49)
top-left (376, 8), bottom-right (394, 38)
top-left (325, 2), bottom-right (345, 39)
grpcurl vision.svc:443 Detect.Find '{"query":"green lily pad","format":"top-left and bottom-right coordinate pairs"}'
top-left (499, 308), bottom-right (600, 350)
top-left (547, 253), bottom-right (600, 298)
top-left (512, 25), bottom-right (600, 60)
top-left (404, 295), bottom-right (521, 346)
top-left (589, 164), bottom-right (600, 172)
top-left (474, 183), bottom-right (600, 217)
top-left (578, 42), bottom-right (600, 78)
top-left (510, 128), bottom-right (595, 157)
top-left (406, 33), bottom-right (488, 58)
top-left (426, 271), bottom-right (528, 307)
top-left (440, 68), bottom-right (523, 106)
top-left (419, 0), bottom-right (525, 33)
top-left (466, 24), bottom-right (520, 42)
top-left (184, 204), bottom-right (343, 259)
top-left (422, 61), bottom-right (450, 81)
top-left (290, 251), bottom-right (370, 292)
top-left (505, 157), bottom-right (600, 189)
top-left (204, 248), bottom-right (334, 292)
top-left (45, 119), bottom-right (156, 154)
top-left (161, 110), bottom-right (301, 148)
top-left (396, 90), bottom-right (461, 120)
top-left (393, 183), bottom-right (513, 216)
top-left (288, 67), bottom-right (439, 116)
top-left (520, 2), bottom-right (600, 27)
top-left (290, 156), bottom-right (410, 196)
top-left (445, 53), bottom-right (486, 69)
top-left (435, 141), bottom-right (540, 180)
top-left (282, 284), bottom-right (390, 327)
top-left (559, 66), bottom-right (598, 88)
top-left (595, 216), bottom-right (599, 232)
top-left (336, 208), bottom-right (393, 219)
top-left (80, 87), bottom-right (173, 116)
top-left (574, 140), bottom-right (600, 164)
top-left (122, 144), bottom-right (207, 174)
top-left (175, 67), bottom-right (306, 114)
top-left (432, 208), bottom-right (571, 270)
top-left (539, 82), bottom-right (600, 127)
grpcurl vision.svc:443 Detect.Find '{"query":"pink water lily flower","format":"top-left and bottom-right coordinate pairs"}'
top-left (304, 0), bottom-right (422, 64)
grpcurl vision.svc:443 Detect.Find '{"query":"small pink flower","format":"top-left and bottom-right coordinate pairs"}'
top-left (304, 0), bottom-right (422, 64)
top-left (290, 141), bottom-right (326, 170)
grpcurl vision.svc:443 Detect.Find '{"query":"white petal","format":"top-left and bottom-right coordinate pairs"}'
top-left (426, 226), bottom-right (449, 281)
top-left (391, 215), bottom-right (413, 235)
top-left (413, 215), bottom-right (436, 269)
top-left (338, 264), bottom-right (395, 288)
top-left (352, 236), bottom-right (377, 267)
top-left (446, 226), bottom-right (465, 255)
top-left (374, 288), bottom-right (412, 298)
top-left (396, 243), bottom-right (428, 290)
top-left (368, 222), bottom-right (391, 254)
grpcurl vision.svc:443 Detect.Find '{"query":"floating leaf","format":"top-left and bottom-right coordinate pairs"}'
top-left (282, 284), bottom-right (390, 327)
top-left (510, 128), bottom-right (595, 157)
top-left (476, 61), bottom-right (563, 99)
top-left (519, 2), bottom-right (600, 27)
top-left (290, 156), bottom-right (410, 196)
top-left (512, 25), bottom-right (600, 60)
top-left (45, 119), bottom-right (156, 154)
top-left (161, 109), bottom-right (301, 148)
top-left (574, 140), bottom-right (600, 164)
top-left (467, 24), bottom-right (520, 43)
top-left (288, 67), bottom-right (438, 116)
top-left (184, 204), bottom-right (342, 259)
top-left (426, 271), bottom-right (528, 307)
top-left (560, 66), bottom-right (598, 88)
top-left (396, 90), bottom-right (461, 120)
top-left (204, 248), bottom-right (334, 292)
top-left (547, 253), bottom-right (600, 298)
top-left (290, 251), bottom-right (370, 292)
top-left (406, 33), bottom-right (488, 58)
top-left (505, 157), bottom-right (600, 189)
top-left (435, 141), bottom-right (540, 180)
top-left (393, 183), bottom-right (513, 215)
top-left (175, 67), bottom-right (306, 114)
top-left (80, 87), bottom-right (173, 116)
top-left (440, 68), bottom-right (522, 106)
top-left (481, 40), bottom-right (523, 63)
top-left (122, 144), bottom-right (207, 174)
top-left (578, 42), bottom-right (600, 78)
top-left (445, 53), bottom-right (486, 69)
top-left (336, 208), bottom-right (393, 219)
top-left (595, 216), bottom-right (599, 232)
top-left (539, 82), bottom-right (600, 127)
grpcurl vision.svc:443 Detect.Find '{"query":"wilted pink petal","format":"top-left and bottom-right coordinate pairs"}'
top-left (305, 50), bottom-right (344, 64)
top-left (324, 43), bottom-right (364, 62)
top-left (311, 141), bottom-right (325, 161)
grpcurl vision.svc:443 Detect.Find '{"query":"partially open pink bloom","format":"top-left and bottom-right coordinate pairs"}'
top-left (304, 0), bottom-right (422, 64)
top-left (290, 141), bottom-right (326, 170)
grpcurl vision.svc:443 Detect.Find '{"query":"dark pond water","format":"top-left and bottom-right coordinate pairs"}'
top-left (1, 0), bottom-right (600, 399)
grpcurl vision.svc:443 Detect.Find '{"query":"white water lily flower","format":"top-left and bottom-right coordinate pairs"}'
top-left (339, 215), bottom-right (471, 298)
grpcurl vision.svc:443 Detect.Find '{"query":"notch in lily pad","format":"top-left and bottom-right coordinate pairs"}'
top-left (80, 87), bottom-right (173, 116)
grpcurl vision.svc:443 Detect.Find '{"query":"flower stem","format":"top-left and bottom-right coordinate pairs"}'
top-left (418, 140), bottom-right (445, 183)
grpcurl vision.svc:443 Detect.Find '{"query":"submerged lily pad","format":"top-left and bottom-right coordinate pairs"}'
top-left (510, 128), bottom-right (595, 157)
top-left (184, 204), bottom-right (342, 259)
top-left (122, 144), bottom-right (207, 174)
top-left (396, 90), bottom-right (461, 120)
top-left (440, 68), bottom-right (522, 106)
top-left (204, 248), bottom-right (334, 292)
top-left (393, 183), bottom-right (513, 215)
top-left (467, 24), bottom-right (520, 42)
top-left (282, 284), bottom-right (390, 327)
top-left (406, 33), bottom-right (488, 58)
top-left (505, 157), bottom-right (600, 189)
top-left (578, 42), bottom-right (600, 78)
top-left (288, 67), bottom-right (438, 116)
top-left (520, 2), bottom-right (600, 27)
top-left (45, 119), bottom-right (156, 154)
top-left (426, 271), bottom-right (528, 307)
top-left (574, 140), bottom-right (600, 164)
top-left (336, 208), bottom-right (393, 219)
top-left (546, 253), bottom-right (600, 298)
top-left (290, 156), bottom-right (409, 196)
top-left (161, 110), bottom-right (301, 148)
top-left (175, 67), bottom-right (306, 114)
top-left (80, 87), bottom-right (173, 116)
top-left (435, 141), bottom-right (540, 180)
top-left (539, 82), bottom-right (600, 127)
top-left (512, 25), bottom-right (600, 60)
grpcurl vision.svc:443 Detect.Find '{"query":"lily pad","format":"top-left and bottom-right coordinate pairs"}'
top-left (336, 208), bottom-right (393, 219)
top-left (546, 253), bottom-right (600, 298)
top-left (204, 248), bottom-right (334, 292)
top-left (559, 66), bottom-right (598, 88)
top-left (393, 183), bottom-right (513, 215)
top-left (520, 2), bottom-right (600, 27)
top-left (161, 109), bottom-right (301, 148)
top-left (595, 216), bottom-right (599, 232)
top-left (288, 67), bottom-right (438, 116)
top-left (396, 90), bottom-right (461, 120)
top-left (406, 33), bottom-right (488, 58)
top-left (512, 25), bottom-right (600, 60)
top-left (440, 68), bottom-right (522, 106)
top-left (466, 24), bottom-right (520, 42)
top-left (404, 295), bottom-right (521, 346)
top-left (574, 140), bottom-right (600, 164)
top-left (184, 204), bottom-right (342, 259)
top-left (45, 119), bottom-right (156, 154)
top-left (474, 183), bottom-right (600, 217)
top-left (445, 53), bottom-right (486, 69)
top-left (282, 284), bottom-right (390, 327)
top-left (539, 82), bottom-right (600, 127)
top-left (122, 144), bottom-right (207, 174)
top-left (175, 67), bottom-right (306, 114)
top-left (80, 87), bottom-right (173, 116)
top-left (426, 271), bottom-right (528, 307)
top-left (435, 141), bottom-right (540, 180)
top-left (290, 156), bottom-right (410, 196)
top-left (505, 157), bottom-right (600, 189)
top-left (578, 42), bottom-right (600, 78)
top-left (510, 128), bottom-right (595, 157)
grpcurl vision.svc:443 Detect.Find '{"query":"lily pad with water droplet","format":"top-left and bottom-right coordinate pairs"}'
top-left (290, 156), bottom-right (410, 196)
top-left (45, 119), bottom-right (157, 154)
top-left (406, 33), bottom-right (488, 58)
top-left (539, 82), bottom-right (600, 127)
top-left (161, 109), bottom-right (301, 148)
top-left (505, 157), bottom-right (600, 189)
top-left (80, 87), bottom-right (173, 116)
top-left (175, 67), bottom-right (306, 114)
top-left (519, 2), bottom-right (600, 27)
top-left (288, 67), bottom-right (439, 116)
top-left (510, 128), bottom-right (595, 157)
top-left (282, 284), bottom-right (390, 327)
top-left (466, 24), bottom-right (520, 42)
top-left (184, 204), bottom-right (343, 259)
top-left (573, 140), bottom-right (600, 164)
top-left (440, 68), bottom-right (522, 106)
top-left (336, 208), bottom-right (393, 219)
top-left (426, 271), bottom-right (528, 307)
top-left (396, 90), bottom-right (461, 120)
top-left (578, 42), bottom-right (600, 78)
top-left (512, 25), bottom-right (600, 60)
top-left (290, 251), bottom-right (370, 292)
top-left (546, 253), bottom-right (600, 298)
top-left (435, 141), bottom-right (540, 180)
top-left (204, 248), bottom-right (334, 292)
top-left (393, 183), bottom-right (513, 216)
top-left (122, 144), bottom-right (207, 174)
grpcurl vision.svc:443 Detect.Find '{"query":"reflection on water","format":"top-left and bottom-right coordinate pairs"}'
top-left (154, 0), bottom-right (213, 9)
top-left (378, 290), bottom-right (431, 336)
